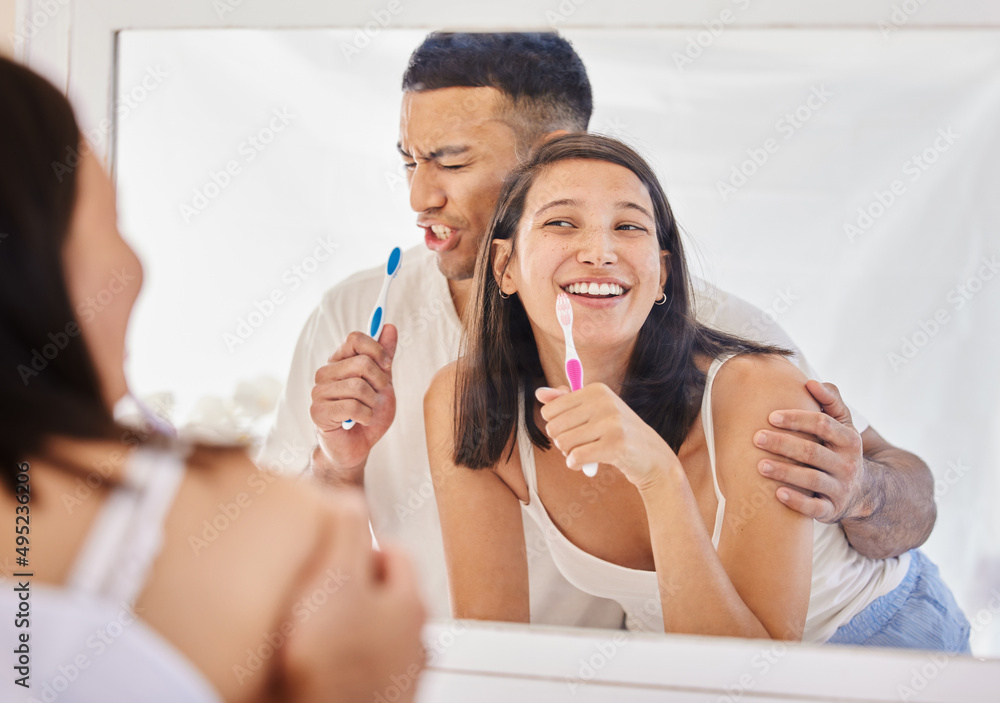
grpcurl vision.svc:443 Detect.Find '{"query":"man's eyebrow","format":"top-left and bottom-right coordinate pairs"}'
top-left (396, 143), bottom-right (471, 160)
top-left (430, 145), bottom-right (471, 159)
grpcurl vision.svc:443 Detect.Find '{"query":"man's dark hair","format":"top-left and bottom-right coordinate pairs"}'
top-left (402, 32), bottom-right (593, 146)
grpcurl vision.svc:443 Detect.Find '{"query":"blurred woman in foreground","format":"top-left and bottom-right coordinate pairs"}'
top-left (0, 56), bottom-right (425, 703)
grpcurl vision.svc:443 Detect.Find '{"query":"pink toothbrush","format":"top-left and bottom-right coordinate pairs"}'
top-left (556, 293), bottom-right (598, 478)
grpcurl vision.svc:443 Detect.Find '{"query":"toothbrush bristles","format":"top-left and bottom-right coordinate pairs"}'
top-left (556, 292), bottom-right (573, 326)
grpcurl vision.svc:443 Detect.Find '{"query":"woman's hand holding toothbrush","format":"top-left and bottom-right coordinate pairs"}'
top-left (536, 384), bottom-right (680, 491)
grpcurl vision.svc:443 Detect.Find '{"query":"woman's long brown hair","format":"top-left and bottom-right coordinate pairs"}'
top-left (0, 57), bottom-right (127, 493)
top-left (453, 133), bottom-right (789, 469)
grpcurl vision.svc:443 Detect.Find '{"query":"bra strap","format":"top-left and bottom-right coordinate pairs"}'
top-left (702, 354), bottom-right (736, 549)
top-left (65, 446), bottom-right (187, 605)
top-left (515, 388), bottom-right (540, 499)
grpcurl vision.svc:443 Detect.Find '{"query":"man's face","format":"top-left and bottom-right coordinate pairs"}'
top-left (398, 86), bottom-right (521, 281)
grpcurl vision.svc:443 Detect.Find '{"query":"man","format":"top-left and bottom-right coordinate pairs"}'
top-left (260, 32), bottom-right (935, 623)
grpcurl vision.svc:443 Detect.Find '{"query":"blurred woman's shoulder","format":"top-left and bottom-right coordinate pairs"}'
top-left (139, 442), bottom-right (354, 701)
top-left (179, 442), bottom-right (342, 559)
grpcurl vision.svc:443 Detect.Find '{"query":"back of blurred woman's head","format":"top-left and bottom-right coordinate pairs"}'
top-left (0, 56), bottom-right (119, 491)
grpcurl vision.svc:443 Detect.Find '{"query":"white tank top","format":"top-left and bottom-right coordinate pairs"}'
top-left (0, 446), bottom-right (221, 702)
top-left (516, 355), bottom-right (910, 642)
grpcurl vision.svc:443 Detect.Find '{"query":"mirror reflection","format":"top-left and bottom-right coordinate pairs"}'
top-left (114, 28), bottom-right (1000, 657)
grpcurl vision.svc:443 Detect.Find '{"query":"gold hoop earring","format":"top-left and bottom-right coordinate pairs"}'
top-left (654, 291), bottom-right (668, 306)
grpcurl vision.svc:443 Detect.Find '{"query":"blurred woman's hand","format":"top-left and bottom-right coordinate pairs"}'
top-left (283, 490), bottom-right (426, 703)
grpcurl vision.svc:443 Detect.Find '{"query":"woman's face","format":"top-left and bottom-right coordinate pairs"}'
top-left (62, 151), bottom-right (144, 409)
top-left (496, 158), bottom-right (668, 353)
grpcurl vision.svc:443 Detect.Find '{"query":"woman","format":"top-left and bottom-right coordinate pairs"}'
top-left (425, 133), bottom-right (969, 650)
top-left (0, 56), bottom-right (425, 702)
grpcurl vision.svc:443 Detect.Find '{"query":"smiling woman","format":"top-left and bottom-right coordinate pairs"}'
top-left (426, 133), bottom-right (971, 651)
top-left (453, 135), bottom-right (790, 467)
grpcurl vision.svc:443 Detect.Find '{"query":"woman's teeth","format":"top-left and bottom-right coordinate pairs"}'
top-left (430, 225), bottom-right (453, 240)
top-left (564, 282), bottom-right (625, 297)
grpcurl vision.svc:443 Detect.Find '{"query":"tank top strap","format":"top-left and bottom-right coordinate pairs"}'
top-left (65, 445), bottom-right (187, 605)
top-left (515, 388), bottom-right (539, 502)
top-left (702, 354), bottom-right (737, 550)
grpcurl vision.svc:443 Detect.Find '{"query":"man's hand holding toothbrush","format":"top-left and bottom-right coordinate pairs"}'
top-left (309, 327), bottom-right (399, 487)
top-left (309, 247), bottom-right (403, 487)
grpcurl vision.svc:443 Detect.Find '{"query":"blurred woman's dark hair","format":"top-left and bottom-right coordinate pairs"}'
top-left (0, 56), bottom-right (123, 492)
top-left (454, 133), bottom-right (790, 469)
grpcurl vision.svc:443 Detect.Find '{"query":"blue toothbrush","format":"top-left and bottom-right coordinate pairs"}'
top-left (343, 247), bottom-right (402, 430)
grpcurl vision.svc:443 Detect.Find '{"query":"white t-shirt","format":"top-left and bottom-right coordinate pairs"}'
top-left (258, 244), bottom-right (867, 623)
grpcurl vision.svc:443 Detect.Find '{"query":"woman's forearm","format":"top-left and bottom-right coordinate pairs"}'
top-left (637, 463), bottom-right (777, 640)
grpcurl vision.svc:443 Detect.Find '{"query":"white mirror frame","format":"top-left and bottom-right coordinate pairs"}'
top-left (422, 621), bottom-right (999, 702)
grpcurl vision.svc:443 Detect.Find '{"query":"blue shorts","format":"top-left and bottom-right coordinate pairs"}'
top-left (827, 550), bottom-right (970, 653)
